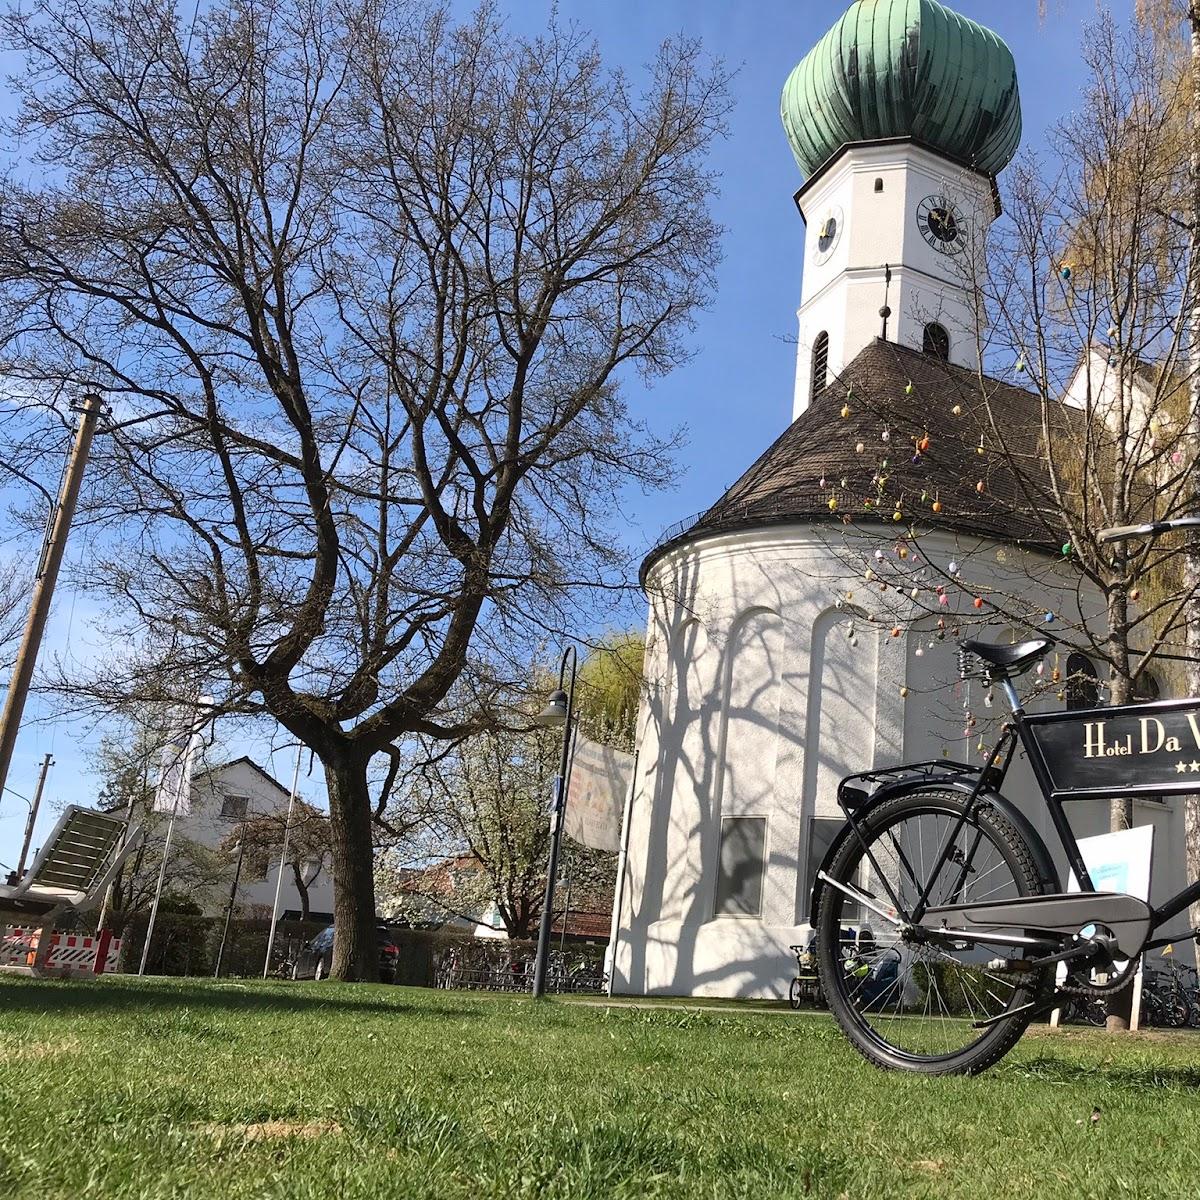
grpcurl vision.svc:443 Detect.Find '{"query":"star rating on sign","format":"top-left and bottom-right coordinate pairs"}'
top-left (1174, 761), bottom-right (1200, 774)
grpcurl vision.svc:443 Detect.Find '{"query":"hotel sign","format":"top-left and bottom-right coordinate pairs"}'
top-left (1024, 699), bottom-right (1200, 799)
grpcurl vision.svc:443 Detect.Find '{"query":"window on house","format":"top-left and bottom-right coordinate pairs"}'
top-left (874, 177), bottom-right (884, 193)
top-left (811, 331), bottom-right (830, 400)
top-left (219, 794), bottom-right (249, 820)
top-left (1064, 653), bottom-right (1100, 710)
top-left (715, 816), bottom-right (767, 917)
top-left (1134, 672), bottom-right (1160, 702)
top-left (923, 322), bottom-right (950, 361)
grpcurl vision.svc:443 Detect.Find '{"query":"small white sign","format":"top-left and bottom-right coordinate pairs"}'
top-left (1052, 824), bottom-right (1154, 1029)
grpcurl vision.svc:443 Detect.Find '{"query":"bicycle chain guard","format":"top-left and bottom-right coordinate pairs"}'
top-left (919, 891), bottom-right (1152, 961)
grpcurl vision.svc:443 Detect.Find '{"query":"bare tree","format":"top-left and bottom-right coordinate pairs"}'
top-left (221, 801), bottom-right (330, 922)
top-left (382, 720), bottom-right (614, 938)
top-left (823, 12), bottom-right (1195, 731)
top-left (0, 558), bottom-right (29, 672)
top-left (1157, 0), bottom-right (1200, 961)
top-left (0, 0), bottom-right (727, 977)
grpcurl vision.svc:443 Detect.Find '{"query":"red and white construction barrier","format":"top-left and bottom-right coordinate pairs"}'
top-left (0, 926), bottom-right (121, 974)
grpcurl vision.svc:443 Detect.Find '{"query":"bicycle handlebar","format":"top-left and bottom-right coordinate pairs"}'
top-left (1098, 516), bottom-right (1200, 545)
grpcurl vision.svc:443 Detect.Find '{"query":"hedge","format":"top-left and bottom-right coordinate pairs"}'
top-left (100, 914), bottom-right (607, 987)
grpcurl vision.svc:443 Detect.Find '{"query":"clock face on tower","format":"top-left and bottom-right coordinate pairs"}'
top-left (916, 194), bottom-right (966, 255)
top-left (812, 204), bottom-right (843, 264)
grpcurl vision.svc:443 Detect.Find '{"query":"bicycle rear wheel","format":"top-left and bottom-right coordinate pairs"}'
top-left (816, 789), bottom-right (1052, 1076)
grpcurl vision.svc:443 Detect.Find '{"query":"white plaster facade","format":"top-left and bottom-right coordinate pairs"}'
top-left (178, 757), bottom-right (334, 920)
top-left (793, 142), bottom-right (994, 421)
top-left (611, 528), bottom-right (1191, 999)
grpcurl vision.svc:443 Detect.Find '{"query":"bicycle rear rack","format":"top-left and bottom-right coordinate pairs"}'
top-left (837, 760), bottom-right (983, 814)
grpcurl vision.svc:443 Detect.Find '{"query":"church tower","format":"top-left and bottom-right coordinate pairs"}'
top-left (782, 0), bottom-right (1022, 420)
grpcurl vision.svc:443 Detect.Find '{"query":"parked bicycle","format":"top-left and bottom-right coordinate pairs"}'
top-left (788, 938), bottom-right (824, 1009)
top-left (1162, 959), bottom-right (1200, 1027)
top-left (1060, 995), bottom-right (1106, 1027)
top-left (811, 514), bottom-right (1200, 1075)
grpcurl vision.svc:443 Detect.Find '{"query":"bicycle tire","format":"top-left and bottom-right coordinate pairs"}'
top-left (816, 789), bottom-right (1051, 1076)
top-left (788, 978), bottom-right (803, 1010)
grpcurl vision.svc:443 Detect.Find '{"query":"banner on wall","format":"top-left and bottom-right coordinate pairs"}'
top-left (563, 734), bottom-right (634, 853)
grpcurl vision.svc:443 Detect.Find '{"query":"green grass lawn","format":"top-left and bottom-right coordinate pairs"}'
top-left (1, 976), bottom-right (1199, 1198)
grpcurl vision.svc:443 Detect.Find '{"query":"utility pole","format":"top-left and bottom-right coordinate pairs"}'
top-left (0, 393), bottom-right (103, 806)
top-left (11, 752), bottom-right (53, 882)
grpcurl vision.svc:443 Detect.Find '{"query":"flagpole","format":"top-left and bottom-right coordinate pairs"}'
top-left (138, 699), bottom-right (210, 976)
top-left (138, 798), bottom-right (179, 976)
top-left (605, 749), bottom-right (639, 997)
top-left (263, 744), bottom-right (303, 979)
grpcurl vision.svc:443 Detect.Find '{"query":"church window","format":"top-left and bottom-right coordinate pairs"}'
top-left (715, 816), bottom-right (767, 917)
top-left (874, 177), bottom-right (884, 193)
top-left (1064, 653), bottom-right (1100, 710)
top-left (811, 331), bottom-right (829, 399)
top-left (805, 817), bottom-right (845, 913)
top-left (923, 322), bottom-right (950, 361)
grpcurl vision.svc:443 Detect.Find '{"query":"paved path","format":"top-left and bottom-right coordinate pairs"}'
top-left (562, 997), bottom-right (828, 1018)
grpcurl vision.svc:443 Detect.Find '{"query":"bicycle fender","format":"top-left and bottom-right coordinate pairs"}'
top-left (807, 778), bottom-right (1061, 929)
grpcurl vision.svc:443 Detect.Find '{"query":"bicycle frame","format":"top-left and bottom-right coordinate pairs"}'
top-left (864, 676), bottom-right (1200, 955)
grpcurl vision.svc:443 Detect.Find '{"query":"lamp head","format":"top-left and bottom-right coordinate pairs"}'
top-left (536, 689), bottom-right (569, 726)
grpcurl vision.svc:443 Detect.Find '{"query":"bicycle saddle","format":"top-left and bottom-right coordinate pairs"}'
top-left (959, 635), bottom-right (1052, 676)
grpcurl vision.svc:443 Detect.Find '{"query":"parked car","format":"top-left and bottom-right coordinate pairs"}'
top-left (293, 921), bottom-right (401, 983)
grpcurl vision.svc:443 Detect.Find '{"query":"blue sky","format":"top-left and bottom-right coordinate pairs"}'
top-left (0, 0), bottom-right (1138, 870)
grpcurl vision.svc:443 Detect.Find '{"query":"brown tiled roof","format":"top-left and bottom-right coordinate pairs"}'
top-left (549, 909), bottom-right (611, 939)
top-left (645, 338), bottom-right (1075, 576)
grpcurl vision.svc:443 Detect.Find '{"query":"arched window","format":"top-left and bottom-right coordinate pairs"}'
top-left (1134, 672), bottom-right (1160, 702)
top-left (811, 331), bottom-right (829, 400)
top-left (1065, 652), bottom-right (1100, 710)
top-left (923, 322), bottom-right (950, 361)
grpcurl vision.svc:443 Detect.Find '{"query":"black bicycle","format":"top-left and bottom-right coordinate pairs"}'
top-left (812, 514), bottom-right (1200, 1075)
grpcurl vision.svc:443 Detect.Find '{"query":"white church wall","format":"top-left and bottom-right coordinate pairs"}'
top-left (614, 529), bottom-right (911, 997)
top-left (1062, 348), bottom-right (1182, 481)
top-left (710, 609), bottom-right (786, 924)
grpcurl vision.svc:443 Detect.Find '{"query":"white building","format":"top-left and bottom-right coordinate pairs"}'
top-left (610, 0), bottom-right (1192, 1000)
top-left (179, 757), bottom-right (334, 922)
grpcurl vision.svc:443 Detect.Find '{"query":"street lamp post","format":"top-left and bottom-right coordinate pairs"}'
top-left (214, 819), bottom-right (248, 978)
top-left (532, 644), bottom-right (577, 999)
top-left (6, 753), bottom-right (53, 886)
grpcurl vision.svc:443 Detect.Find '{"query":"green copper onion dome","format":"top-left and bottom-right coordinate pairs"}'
top-left (781, 0), bottom-right (1021, 179)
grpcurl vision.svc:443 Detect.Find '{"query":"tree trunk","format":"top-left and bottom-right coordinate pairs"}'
top-left (1184, 1), bottom-right (1200, 960)
top-left (290, 860), bottom-right (311, 922)
top-left (324, 751), bottom-right (379, 982)
top-left (1106, 635), bottom-right (1137, 1031)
